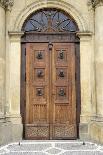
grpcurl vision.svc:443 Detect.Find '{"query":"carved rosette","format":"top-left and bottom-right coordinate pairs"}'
top-left (0, 0), bottom-right (14, 10)
top-left (88, 0), bottom-right (103, 8)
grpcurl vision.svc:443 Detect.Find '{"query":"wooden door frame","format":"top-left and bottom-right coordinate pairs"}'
top-left (20, 32), bottom-right (81, 139)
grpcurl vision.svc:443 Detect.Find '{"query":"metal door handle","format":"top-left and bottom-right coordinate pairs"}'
top-left (48, 42), bottom-right (53, 51)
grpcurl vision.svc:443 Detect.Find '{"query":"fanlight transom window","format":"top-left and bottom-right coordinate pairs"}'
top-left (22, 9), bottom-right (78, 33)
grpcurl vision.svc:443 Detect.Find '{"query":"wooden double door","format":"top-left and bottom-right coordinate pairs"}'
top-left (24, 42), bottom-right (77, 140)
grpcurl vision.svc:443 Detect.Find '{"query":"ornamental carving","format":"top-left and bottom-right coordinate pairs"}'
top-left (0, 0), bottom-right (14, 10)
top-left (88, 0), bottom-right (103, 7)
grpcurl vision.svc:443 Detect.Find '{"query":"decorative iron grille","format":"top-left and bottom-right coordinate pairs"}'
top-left (22, 9), bottom-right (78, 32)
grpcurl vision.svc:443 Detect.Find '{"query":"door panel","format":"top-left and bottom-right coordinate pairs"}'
top-left (25, 43), bottom-right (50, 139)
top-left (52, 43), bottom-right (76, 139)
top-left (25, 43), bottom-right (77, 139)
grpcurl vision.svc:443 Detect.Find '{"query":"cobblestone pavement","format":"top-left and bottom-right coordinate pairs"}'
top-left (0, 141), bottom-right (103, 155)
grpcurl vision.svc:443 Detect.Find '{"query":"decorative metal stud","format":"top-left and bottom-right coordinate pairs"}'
top-left (37, 70), bottom-right (43, 77)
top-left (59, 88), bottom-right (66, 96)
top-left (36, 52), bottom-right (43, 59)
top-left (59, 50), bottom-right (64, 59)
top-left (37, 89), bottom-right (43, 96)
top-left (59, 70), bottom-right (65, 77)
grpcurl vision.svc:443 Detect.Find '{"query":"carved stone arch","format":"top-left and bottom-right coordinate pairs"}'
top-left (14, 0), bottom-right (88, 32)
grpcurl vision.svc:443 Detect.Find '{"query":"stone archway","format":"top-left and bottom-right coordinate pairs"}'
top-left (8, 0), bottom-right (93, 140)
top-left (14, 0), bottom-right (87, 32)
top-left (20, 8), bottom-right (80, 140)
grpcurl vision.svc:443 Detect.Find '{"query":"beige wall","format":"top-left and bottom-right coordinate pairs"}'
top-left (0, 5), bottom-right (5, 118)
top-left (89, 2), bottom-right (103, 144)
top-left (95, 5), bottom-right (103, 117)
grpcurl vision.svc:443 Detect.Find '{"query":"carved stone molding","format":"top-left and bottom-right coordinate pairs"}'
top-left (77, 32), bottom-right (93, 41)
top-left (0, 0), bottom-right (14, 10)
top-left (88, 0), bottom-right (103, 8)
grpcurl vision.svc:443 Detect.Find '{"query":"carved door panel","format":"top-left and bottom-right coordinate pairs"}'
top-left (25, 43), bottom-right (50, 139)
top-left (51, 43), bottom-right (77, 139)
top-left (25, 43), bottom-right (76, 139)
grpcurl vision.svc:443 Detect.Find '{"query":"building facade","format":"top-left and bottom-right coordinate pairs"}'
top-left (0, 0), bottom-right (103, 144)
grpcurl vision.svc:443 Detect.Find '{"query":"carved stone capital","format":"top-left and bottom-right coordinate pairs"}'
top-left (88, 0), bottom-right (103, 8)
top-left (0, 0), bottom-right (14, 10)
top-left (0, 0), bottom-right (4, 8)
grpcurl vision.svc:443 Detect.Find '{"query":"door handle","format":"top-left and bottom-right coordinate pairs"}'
top-left (48, 42), bottom-right (53, 51)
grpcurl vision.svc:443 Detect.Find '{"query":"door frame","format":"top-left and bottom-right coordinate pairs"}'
top-left (20, 32), bottom-right (81, 139)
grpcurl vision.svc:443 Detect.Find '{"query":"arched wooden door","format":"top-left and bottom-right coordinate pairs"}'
top-left (21, 9), bottom-right (80, 140)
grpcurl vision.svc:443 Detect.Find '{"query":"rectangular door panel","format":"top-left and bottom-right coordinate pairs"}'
top-left (52, 43), bottom-right (77, 139)
top-left (25, 43), bottom-right (50, 139)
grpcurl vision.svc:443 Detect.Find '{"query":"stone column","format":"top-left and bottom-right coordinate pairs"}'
top-left (77, 32), bottom-right (93, 140)
top-left (94, 0), bottom-right (103, 119)
top-left (88, 0), bottom-right (97, 117)
top-left (0, 0), bottom-right (16, 145)
top-left (88, 0), bottom-right (103, 143)
top-left (5, 2), bottom-right (14, 116)
top-left (8, 32), bottom-right (24, 141)
top-left (0, 3), bottom-right (6, 121)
